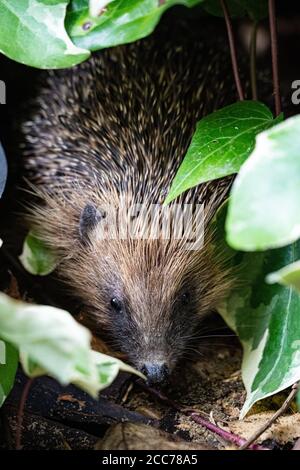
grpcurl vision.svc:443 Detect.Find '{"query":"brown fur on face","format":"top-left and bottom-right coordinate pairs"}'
top-left (25, 184), bottom-right (233, 373)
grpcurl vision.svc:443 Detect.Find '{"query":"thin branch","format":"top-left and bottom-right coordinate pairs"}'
top-left (250, 22), bottom-right (258, 100)
top-left (137, 382), bottom-right (267, 450)
top-left (220, 0), bottom-right (244, 101)
top-left (240, 382), bottom-right (299, 450)
top-left (268, 0), bottom-right (281, 116)
top-left (15, 378), bottom-right (34, 450)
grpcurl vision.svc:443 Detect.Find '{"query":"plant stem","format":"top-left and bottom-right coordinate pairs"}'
top-left (189, 412), bottom-right (265, 450)
top-left (15, 378), bottom-right (34, 450)
top-left (250, 21), bottom-right (258, 100)
top-left (138, 382), bottom-right (267, 450)
top-left (268, 0), bottom-right (281, 116)
top-left (240, 382), bottom-right (299, 450)
top-left (220, 0), bottom-right (244, 101)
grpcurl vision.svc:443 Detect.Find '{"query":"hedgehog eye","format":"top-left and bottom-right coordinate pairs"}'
top-left (110, 297), bottom-right (123, 313)
top-left (180, 292), bottom-right (191, 306)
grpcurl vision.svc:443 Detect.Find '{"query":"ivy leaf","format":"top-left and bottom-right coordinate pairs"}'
top-left (212, 205), bottom-right (300, 418)
top-left (0, 0), bottom-right (89, 69)
top-left (165, 101), bottom-right (279, 204)
top-left (0, 293), bottom-right (144, 398)
top-left (226, 115), bottom-right (300, 251)
top-left (67, 0), bottom-right (202, 51)
top-left (0, 142), bottom-right (7, 198)
top-left (0, 340), bottom-right (18, 407)
top-left (89, 1), bottom-right (113, 17)
top-left (76, 350), bottom-right (142, 393)
top-left (19, 232), bottom-right (58, 276)
top-left (266, 260), bottom-right (300, 293)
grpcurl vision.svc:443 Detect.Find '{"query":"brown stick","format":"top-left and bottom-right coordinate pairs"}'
top-left (250, 22), bottom-right (258, 101)
top-left (268, 0), bottom-right (281, 116)
top-left (220, 0), bottom-right (244, 101)
top-left (240, 382), bottom-right (299, 450)
top-left (15, 378), bottom-right (34, 450)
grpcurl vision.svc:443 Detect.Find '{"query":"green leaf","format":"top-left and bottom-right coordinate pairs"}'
top-left (212, 205), bottom-right (300, 417)
top-left (165, 101), bottom-right (279, 204)
top-left (77, 350), bottom-right (142, 392)
top-left (0, 0), bottom-right (89, 69)
top-left (67, 0), bottom-right (202, 51)
top-left (19, 232), bottom-right (58, 276)
top-left (89, 1), bottom-right (114, 17)
top-left (202, 0), bottom-right (268, 20)
top-left (266, 260), bottom-right (300, 293)
top-left (0, 293), bottom-right (144, 398)
top-left (226, 115), bottom-right (300, 251)
top-left (0, 340), bottom-right (18, 407)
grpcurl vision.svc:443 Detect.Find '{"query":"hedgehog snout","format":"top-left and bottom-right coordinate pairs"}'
top-left (141, 362), bottom-right (169, 385)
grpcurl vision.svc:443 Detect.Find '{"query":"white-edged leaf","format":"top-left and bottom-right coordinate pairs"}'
top-left (19, 232), bottom-right (58, 276)
top-left (0, 0), bottom-right (89, 69)
top-left (226, 115), bottom-right (300, 251)
top-left (0, 293), bottom-right (144, 398)
top-left (67, 0), bottom-right (202, 51)
top-left (266, 260), bottom-right (300, 293)
top-left (89, 0), bottom-right (113, 17)
top-left (0, 340), bottom-right (18, 407)
top-left (212, 205), bottom-right (300, 417)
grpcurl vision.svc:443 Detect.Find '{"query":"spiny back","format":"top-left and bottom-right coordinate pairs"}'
top-left (22, 18), bottom-right (235, 205)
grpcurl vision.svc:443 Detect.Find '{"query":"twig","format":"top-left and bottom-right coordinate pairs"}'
top-left (220, 0), bottom-right (244, 101)
top-left (240, 382), bottom-right (299, 450)
top-left (189, 412), bottom-right (265, 450)
top-left (137, 382), bottom-right (267, 450)
top-left (268, 0), bottom-right (281, 116)
top-left (250, 21), bottom-right (258, 100)
top-left (15, 378), bottom-right (34, 450)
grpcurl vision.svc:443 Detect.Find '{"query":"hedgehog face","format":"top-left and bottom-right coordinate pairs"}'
top-left (29, 195), bottom-right (232, 385)
top-left (70, 235), bottom-right (232, 385)
top-left (103, 268), bottom-right (203, 384)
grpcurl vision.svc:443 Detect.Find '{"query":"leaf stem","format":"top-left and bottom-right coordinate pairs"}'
top-left (268, 0), bottom-right (281, 116)
top-left (220, 0), bottom-right (244, 101)
top-left (250, 21), bottom-right (258, 101)
top-left (137, 382), bottom-right (268, 450)
top-left (240, 382), bottom-right (299, 450)
top-left (15, 378), bottom-right (34, 450)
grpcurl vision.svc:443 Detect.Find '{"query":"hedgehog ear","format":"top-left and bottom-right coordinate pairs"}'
top-left (79, 203), bottom-right (103, 243)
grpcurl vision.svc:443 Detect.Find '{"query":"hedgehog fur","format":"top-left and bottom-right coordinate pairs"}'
top-left (21, 18), bottom-right (237, 383)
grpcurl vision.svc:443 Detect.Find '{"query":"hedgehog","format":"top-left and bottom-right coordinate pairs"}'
top-left (21, 17), bottom-right (237, 384)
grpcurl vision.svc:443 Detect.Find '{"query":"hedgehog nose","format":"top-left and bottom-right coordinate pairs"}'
top-left (141, 362), bottom-right (169, 385)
